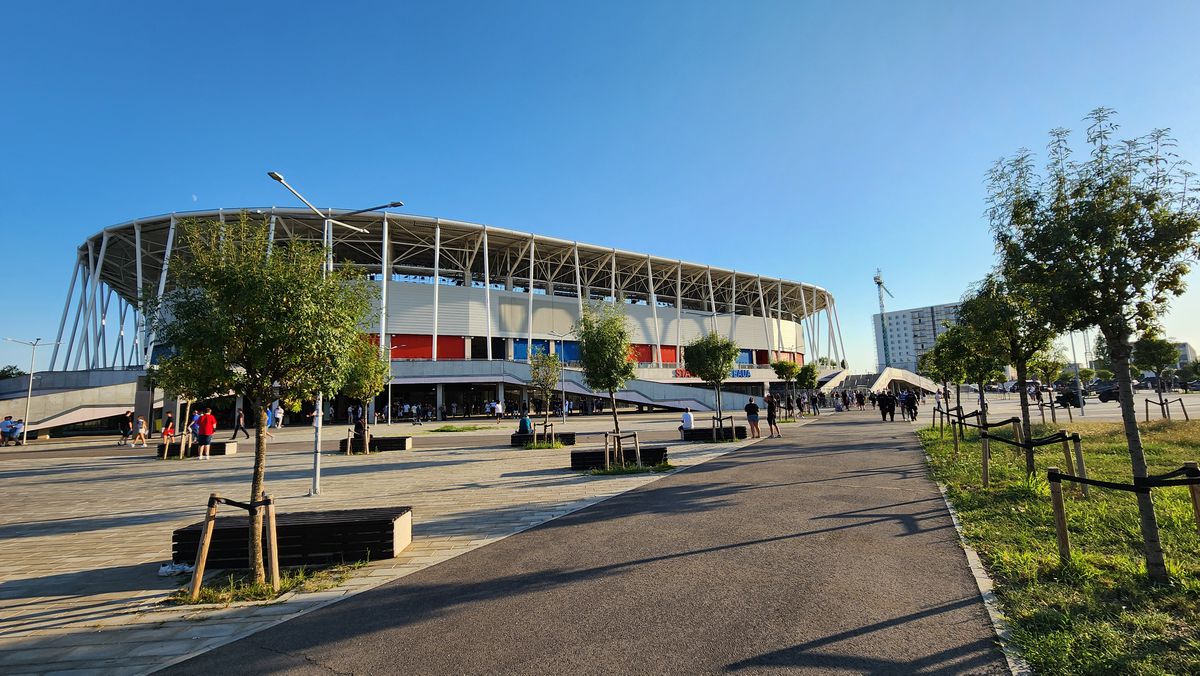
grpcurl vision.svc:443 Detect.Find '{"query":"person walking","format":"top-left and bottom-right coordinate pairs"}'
top-left (494, 399), bottom-right (504, 424)
top-left (117, 410), bottom-right (134, 446)
top-left (879, 391), bottom-right (890, 422)
top-left (196, 408), bottom-right (217, 460)
top-left (273, 403), bottom-right (285, 428)
top-left (744, 397), bottom-right (761, 439)
top-left (230, 408), bottom-right (250, 440)
top-left (766, 394), bottom-right (782, 438)
top-left (131, 415), bottom-right (148, 448)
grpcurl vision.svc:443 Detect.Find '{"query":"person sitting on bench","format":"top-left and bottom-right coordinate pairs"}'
top-left (517, 413), bottom-right (533, 436)
top-left (353, 416), bottom-right (367, 439)
top-left (679, 407), bottom-right (694, 439)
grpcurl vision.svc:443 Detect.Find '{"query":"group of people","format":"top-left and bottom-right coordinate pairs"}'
top-left (1, 416), bottom-right (26, 446)
top-left (743, 394), bottom-right (785, 438)
top-left (869, 389), bottom-right (921, 422)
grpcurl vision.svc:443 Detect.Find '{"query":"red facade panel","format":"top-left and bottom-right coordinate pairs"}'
top-left (659, 345), bottom-right (678, 363)
top-left (390, 335), bottom-right (466, 359)
top-left (630, 344), bottom-right (655, 364)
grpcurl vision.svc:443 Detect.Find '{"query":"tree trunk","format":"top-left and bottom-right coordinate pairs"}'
top-left (1015, 360), bottom-right (1034, 476)
top-left (608, 391), bottom-right (619, 433)
top-left (1110, 338), bottom-right (1169, 581)
top-left (543, 390), bottom-right (551, 441)
top-left (249, 403), bottom-right (268, 584)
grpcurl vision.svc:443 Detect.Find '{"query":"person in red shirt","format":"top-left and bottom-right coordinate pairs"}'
top-left (196, 408), bottom-right (218, 460)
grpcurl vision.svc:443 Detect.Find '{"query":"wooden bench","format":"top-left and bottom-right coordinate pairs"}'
top-left (511, 432), bottom-right (577, 447)
top-left (337, 435), bottom-right (414, 454)
top-left (172, 506), bottom-right (412, 568)
top-left (681, 426), bottom-right (747, 442)
top-left (571, 446), bottom-right (668, 471)
top-left (156, 440), bottom-right (238, 459)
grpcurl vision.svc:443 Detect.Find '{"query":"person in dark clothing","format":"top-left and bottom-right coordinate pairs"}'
top-left (230, 408), bottom-right (250, 439)
top-left (887, 392), bottom-right (897, 422)
top-left (880, 392), bottom-right (890, 422)
top-left (766, 395), bottom-right (781, 438)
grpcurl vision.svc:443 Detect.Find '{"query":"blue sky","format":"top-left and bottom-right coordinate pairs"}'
top-left (3, 1), bottom-right (1200, 370)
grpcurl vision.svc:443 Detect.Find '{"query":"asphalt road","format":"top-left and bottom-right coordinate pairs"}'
top-left (164, 410), bottom-right (1005, 675)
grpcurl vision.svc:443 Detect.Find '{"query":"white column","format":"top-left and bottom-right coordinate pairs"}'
top-left (729, 273), bottom-right (737, 340)
top-left (97, 285), bottom-right (112, 368)
top-left (379, 214), bottom-right (389, 361)
top-left (756, 277), bottom-right (776, 360)
top-left (609, 250), bottom-right (616, 301)
top-left (527, 236), bottom-right (535, 358)
top-left (705, 267), bottom-right (717, 334)
top-left (267, 212), bottom-right (277, 256)
top-left (675, 262), bottom-right (682, 363)
top-left (144, 214), bottom-right (177, 364)
top-left (432, 221), bottom-right (441, 362)
top-left (87, 234), bottom-right (110, 369)
top-left (113, 298), bottom-right (128, 367)
top-left (826, 292), bottom-right (839, 366)
top-left (830, 295), bottom-right (848, 370)
top-left (50, 255), bottom-right (82, 370)
top-left (64, 262), bottom-right (87, 369)
top-left (133, 222), bottom-right (144, 364)
top-left (483, 227), bottom-right (493, 360)
top-left (775, 280), bottom-right (784, 358)
top-left (646, 256), bottom-right (661, 367)
top-left (75, 242), bottom-right (96, 371)
top-left (573, 244), bottom-right (583, 316)
top-left (798, 285), bottom-right (811, 364)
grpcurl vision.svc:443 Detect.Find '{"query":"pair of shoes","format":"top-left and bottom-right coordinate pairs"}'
top-left (157, 562), bottom-right (195, 576)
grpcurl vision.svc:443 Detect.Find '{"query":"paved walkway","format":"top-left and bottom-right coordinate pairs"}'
top-left (0, 416), bottom-right (764, 675)
top-left (166, 411), bottom-right (1007, 674)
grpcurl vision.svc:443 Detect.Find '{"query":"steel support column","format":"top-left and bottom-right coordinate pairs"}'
top-left (144, 215), bottom-right (177, 364)
top-left (646, 256), bottom-right (661, 366)
top-left (483, 226), bottom-right (493, 360)
top-left (432, 221), bottom-right (441, 361)
top-left (527, 237), bottom-right (535, 358)
top-left (50, 255), bottom-right (82, 370)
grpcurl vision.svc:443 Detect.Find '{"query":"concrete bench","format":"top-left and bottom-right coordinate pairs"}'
top-left (571, 446), bottom-right (668, 471)
top-left (172, 506), bottom-right (412, 568)
top-left (681, 426), bottom-right (747, 442)
top-left (156, 440), bottom-right (238, 459)
top-left (511, 432), bottom-right (577, 447)
top-left (337, 435), bottom-right (415, 454)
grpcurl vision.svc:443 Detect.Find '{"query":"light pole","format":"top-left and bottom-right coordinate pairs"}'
top-left (4, 338), bottom-right (59, 446)
top-left (548, 330), bottom-right (571, 424)
top-left (267, 171), bottom-right (402, 496)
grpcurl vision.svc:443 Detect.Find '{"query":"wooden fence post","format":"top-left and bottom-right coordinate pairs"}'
top-left (1072, 435), bottom-right (1089, 498)
top-left (1179, 399), bottom-right (1190, 422)
top-left (633, 432), bottom-right (642, 467)
top-left (1064, 400), bottom-right (1073, 422)
top-left (1011, 419), bottom-right (1023, 445)
top-left (1185, 461), bottom-right (1200, 536)
top-left (1048, 470), bottom-right (1071, 564)
top-left (940, 410), bottom-right (945, 438)
top-left (1145, 399), bottom-right (1150, 423)
top-left (1059, 430), bottom-right (1075, 476)
top-left (951, 422), bottom-right (959, 460)
top-left (263, 493), bottom-right (281, 592)
top-left (981, 433), bottom-right (990, 488)
top-left (189, 493), bottom-right (220, 601)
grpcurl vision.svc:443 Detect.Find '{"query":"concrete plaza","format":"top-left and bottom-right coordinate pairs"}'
top-left (0, 413), bottom-right (764, 675)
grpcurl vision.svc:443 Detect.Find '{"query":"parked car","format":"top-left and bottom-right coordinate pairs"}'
top-left (1097, 387), bottom-right (1120, 403)
top-left (1055, 390), bottom-right (1084, 408)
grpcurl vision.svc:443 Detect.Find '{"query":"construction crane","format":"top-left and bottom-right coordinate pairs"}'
top-left (874, 268), bottom-right (894, 370)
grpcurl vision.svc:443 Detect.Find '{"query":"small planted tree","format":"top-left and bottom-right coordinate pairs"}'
top-left (988, 108), bottom-right (1200, 581)
top-left (796, 363), bottom-right (818, 413)
top-left (770, 359), bottom-right (801, 420)
top-left (149, 214), bottom-right (375, 584)
top-left (1134, 330), bottom-right (1181, 412)
top-left (528, 347), bottom-right (563, 439)
top-left (340, 337), bottom-right (391, 434)
top-left (1029, 348), bottom-right (1067, 422)
top-left (575, 303), bottom-right (636, 436)
top-left (685, 333), bottom-right (740, 432)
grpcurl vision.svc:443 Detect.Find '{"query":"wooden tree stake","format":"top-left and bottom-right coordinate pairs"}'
top-left (189, 493), bottom-right (220, 601)
top-left (981, 434), bottom-right (990, 488)
top-left (1048, 470), bottom-right (1071, 564)
top-left (1186, 461), bottom-right (1200, 536)
top-left (263, 493), bottom-right (281, 592)
top-left (1059, 430), bottom-right (1075, 476)
top-left (1072, 436), bottom-right (1089, 498)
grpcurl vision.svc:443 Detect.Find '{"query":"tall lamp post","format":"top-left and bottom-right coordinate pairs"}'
top-left (4, 338), bottom-right (59, 446)
top-left (548, 330), bottom-right (571, 424)
top-left (267, 171), bottom-right (402, 496)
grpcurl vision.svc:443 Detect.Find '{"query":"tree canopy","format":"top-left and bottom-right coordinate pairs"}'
top-left (684, 332), bottom-right (740, 416)
top-left (574, 302), bottom-right (636, 433)
top-left (528, 347), bottom-right (563, 430)
top-left (148, 213), bottom-right (377, 582)
top-left (0, 365), bottom-right (25, 380)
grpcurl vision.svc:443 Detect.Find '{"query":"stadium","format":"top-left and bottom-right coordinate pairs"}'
top-left (7, 208), bottom-right (848, 429)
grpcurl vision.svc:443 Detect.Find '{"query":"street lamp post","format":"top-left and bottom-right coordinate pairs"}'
top-left (4, 338), bottom-right (60, 446)
top-left (267, 171), bottom-right (402, 496)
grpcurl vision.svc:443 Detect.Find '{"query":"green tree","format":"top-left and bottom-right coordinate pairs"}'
top-left (1092, 334), bottom-right (1114, 373)
top-left (685, 332), bottom-right (740, 424)
top-left (148, 214), bottom-right (376, 583)
top-left (958, 275), bottom-right (1056, 464)
top-left (340, 337), bottom-right (391, 433)
top-left (574, 302), bottom-right (636, 435)
top-left (796, 362), bottom-right (818, 394)
top-left (952, 324), bottom-right (1007, 415)
top-left (1094, 368), bottom-right (1114, 382)
top-left (0, 365), bottom-right (25, 380)
top-left (1030, 348), bottom-right (1068, 423)
top-left (528, 347), bottom-right (563, 435)
top-left (988, 108), bottom-right (1200, 581)
top-left (770, 359), bottom-right (801, 419)
top-left (1078, 367), bottom-right (1096, 383)
top-left (1134, 330), bottom-right (1180, 409)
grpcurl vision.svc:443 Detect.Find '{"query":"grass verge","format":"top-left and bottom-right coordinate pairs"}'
top-left (919, 419), bottom-right (1200, 674)
top-left (589, 461), bottom-right (675, 475)
top-left (524, 440), bottom-right (564, 449)
top-left (430, 424), bottom-right (491, 432)
top-left (167, 561), bottom-right (368, 605)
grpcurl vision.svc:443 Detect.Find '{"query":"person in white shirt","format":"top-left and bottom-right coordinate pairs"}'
top-left (494, 400), bottom-right (504, 423)
top-left (934, 390), bottom-right (943, 411)
top-left (679, 408), bottom-right (694, 438)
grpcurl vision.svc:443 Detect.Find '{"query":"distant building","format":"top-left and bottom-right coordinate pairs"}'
top-left (1176, 342), bottom-right (1197, 369)
top-left (872, 303), bottom-right (960, 373)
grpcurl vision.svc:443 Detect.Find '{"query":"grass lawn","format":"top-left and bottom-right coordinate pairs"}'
top-left (168, 561), bottom-right (367, 605)
top-left (919, 419), bottom-right (1200, 674)
top-left (588, 462), bottom-right (675, 475)
top-left (430, 424), bottom-right (491, 432)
